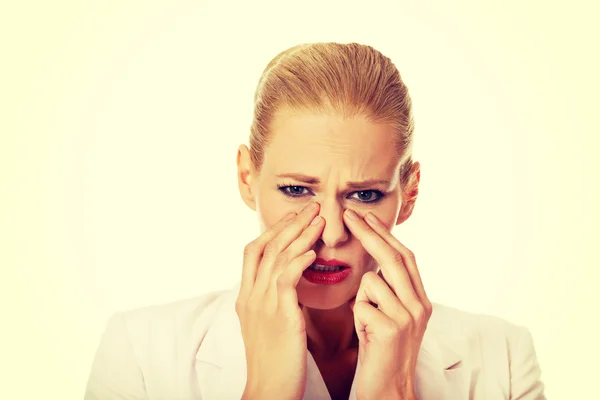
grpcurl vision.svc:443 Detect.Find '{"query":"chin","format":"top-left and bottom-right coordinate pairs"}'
top-left (296, 280), bottom-right (356, 310)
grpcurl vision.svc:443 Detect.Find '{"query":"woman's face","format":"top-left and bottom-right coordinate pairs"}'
top-left (238, 106), bottom-right (418, 310)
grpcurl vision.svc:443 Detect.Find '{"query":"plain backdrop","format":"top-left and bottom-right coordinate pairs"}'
top-left (1, 1), bottom-right (598, 398)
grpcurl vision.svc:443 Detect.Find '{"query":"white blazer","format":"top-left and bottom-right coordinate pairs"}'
top-left (85, 282), bottom-right (546, 399)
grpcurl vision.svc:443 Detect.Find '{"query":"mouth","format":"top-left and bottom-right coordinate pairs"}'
top-left (308, 257), bottom-right (350, 271)
top-left (307, 264), bottom-right (347, 272)
top-left (303, 258), bottom-right (352, 285)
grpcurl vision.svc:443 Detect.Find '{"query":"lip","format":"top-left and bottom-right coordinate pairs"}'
top-left (314, 258), bottom-right (351, 268)
top-left (302, 266), bottom-right (352, 285)
top-left (302, 257), bottom-right (352, 285)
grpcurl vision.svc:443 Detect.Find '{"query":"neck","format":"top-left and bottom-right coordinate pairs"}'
top-left (302, 301), bottom-right (358, 359)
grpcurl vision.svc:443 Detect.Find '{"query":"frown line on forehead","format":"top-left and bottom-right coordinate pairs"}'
top-left (276, 173), bottom-right (391, 189)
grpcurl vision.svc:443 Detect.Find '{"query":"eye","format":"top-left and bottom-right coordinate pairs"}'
top-left (350, 190), bottom-right (384, 203)
top-left (276, 184), bottom-right (385, 204)
top-left (277, 185), bottom-right (311, 197)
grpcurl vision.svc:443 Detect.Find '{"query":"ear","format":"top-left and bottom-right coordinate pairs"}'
top-left (237, 144), bottom-right (257, 211)
top-left (395, 161), bottom-right (421, 226)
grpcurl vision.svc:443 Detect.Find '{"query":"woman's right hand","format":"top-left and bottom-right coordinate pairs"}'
top-left (236, 201), bottom-right (324, 400)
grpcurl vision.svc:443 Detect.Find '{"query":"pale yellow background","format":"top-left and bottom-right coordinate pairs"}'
top-left (1, 1), bottom-right (598, 398)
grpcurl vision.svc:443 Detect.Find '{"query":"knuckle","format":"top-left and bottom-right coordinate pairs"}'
top-left (395, 308), bottom-right (412, 325)
top-left (243, 242), bottom-right (258, 258)
top-left (362, 271), bottom-right (378, 285)
top-left (412, 305), bottom-right (427, 323)
top-left (392, 251), bottom-right (405, 265)
top-left (274, 251), bottom-right (289, 269)
top-left (234, 299), bottom-right (244, 315)
top-left (263, 241), bottom-right (280, 259)
top-left (363, 270), bottom-right (378, 280)
top-left (423, 299), bottom-right (433, 316)
top-left (276, 273), bottom-right (291, 289)
top-left (407, 249), bottom-right (416, 262)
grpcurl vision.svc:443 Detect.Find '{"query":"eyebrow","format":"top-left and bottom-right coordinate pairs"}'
top-left (276, 173), bottom-right (391, 189)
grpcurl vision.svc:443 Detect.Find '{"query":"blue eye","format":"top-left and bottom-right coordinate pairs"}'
top-left (351, 190), bottom-right (384, 203)
top-left (278, 185), bottom-right (308, 197)
top-left (277, 184), bottom-right (385, 204)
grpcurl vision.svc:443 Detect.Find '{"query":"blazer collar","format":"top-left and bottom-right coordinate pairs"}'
top-left (195, 283), bottom-right (470, 399)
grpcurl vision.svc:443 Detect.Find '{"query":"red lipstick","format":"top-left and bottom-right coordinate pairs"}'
top-left (302, 257), bottom-right (351, 285)
top-left (314, 258), bottom-right (350, 267)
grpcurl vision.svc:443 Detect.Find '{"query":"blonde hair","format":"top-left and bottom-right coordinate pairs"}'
top-left (249, 42), bottom-right (416, 185)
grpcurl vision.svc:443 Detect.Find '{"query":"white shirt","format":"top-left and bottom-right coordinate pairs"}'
top-left (84, 282), bottom-right (546, 399)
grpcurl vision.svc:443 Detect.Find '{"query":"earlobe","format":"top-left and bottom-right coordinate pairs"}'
top-left (236, 144), bottom-right (257, 211)
top-left (395, 203), bottom-right (414, 225)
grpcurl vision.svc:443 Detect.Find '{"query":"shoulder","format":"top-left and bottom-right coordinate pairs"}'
top-left (85, 285), bottom-right (238, 399)
top-left (428, 302), bottom-right (528, 344)
top-left (427, 303), bottom-right (546, 399)
top-left (428, 302), bottom-right (533, 362)
top-left (114, 285), bottom-right (240, 371)
top-left (117, 286), bottom-right (234, 344)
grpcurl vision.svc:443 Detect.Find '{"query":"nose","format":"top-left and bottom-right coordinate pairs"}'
top-left (317, 199), bottom-right (349, 248)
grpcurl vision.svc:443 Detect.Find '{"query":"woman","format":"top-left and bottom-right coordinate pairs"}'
top-left (85, 42), bottom-right (546, 400)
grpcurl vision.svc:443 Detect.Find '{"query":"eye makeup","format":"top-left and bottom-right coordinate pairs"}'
top-left (276, 183), bottom-right (386, 204)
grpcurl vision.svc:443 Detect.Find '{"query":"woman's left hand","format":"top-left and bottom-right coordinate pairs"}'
top-left (343, 209), bottom-right (433, 400)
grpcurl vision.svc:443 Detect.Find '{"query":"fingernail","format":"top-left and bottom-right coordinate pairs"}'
top-left (284, 212), bottom-right (296, 221)
top-left (345, 209), bottom-right (358, 220)
top-left (365, 212), bottom-right (378, 225)
top-left (310, 215), bottom-right (322, 225)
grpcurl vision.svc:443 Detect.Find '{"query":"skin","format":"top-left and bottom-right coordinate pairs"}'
top-left (236, 106), bottom-right (428, 400)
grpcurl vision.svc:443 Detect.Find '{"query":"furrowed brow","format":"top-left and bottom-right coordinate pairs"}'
top-left (276, 173), bottom-right (320, 184)
top-left (276, 173), bottom-right (390, 189)
top-left (345, 179), bottom-right (391, 189)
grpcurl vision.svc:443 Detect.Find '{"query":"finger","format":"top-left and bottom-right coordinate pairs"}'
top-left (343, 209), bottom-right (417, 306)
top-left (275, 249), bottom-right (317, 311)
top-left (254, 201), bottom-right (319, 294)
top-left (353, 273), bottom-right (380, 338)
top-left (356, 271), bottom-right (408, 322)
top-left (365, 212), bottom-right (429, 305)
top-left (266, 216), bottom-right (324, 304)
top-left (239, 211), bottom-right (296, 301)
top-left (353, 293), bottom-right (396, 346)
top-left (271, 215), bottom-right (325, 277)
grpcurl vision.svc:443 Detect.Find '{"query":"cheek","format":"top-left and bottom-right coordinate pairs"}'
top-left (257, 191), bottom-right (299, 231)
top-left (258, 210), bottom-right (281, 232)
top-left (382, 216), bottom-right (396, 232)
top-left (370, 209), bottom-right (397, 232)
top-left (377, 190), bottom-right (402, 230)
top-left (256, 185), bottom-right (279, 228)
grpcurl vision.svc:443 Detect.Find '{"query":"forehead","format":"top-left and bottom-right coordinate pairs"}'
top-left (263, 107), bottom-right (399, 179)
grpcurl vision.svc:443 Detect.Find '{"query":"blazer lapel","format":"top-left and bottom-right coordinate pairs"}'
top-left (346, 319), bottom-right (470, 400)
top-left (194, 283), bottom-right (248, 400)
top-left (415, 303), bottom-right (472, 399)
top-left (195, 287), bottom-right (471, 400)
